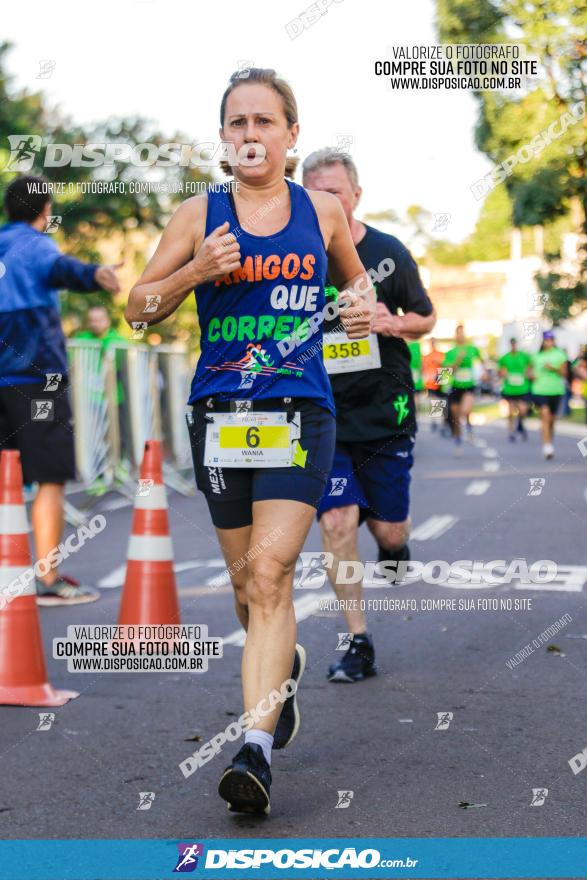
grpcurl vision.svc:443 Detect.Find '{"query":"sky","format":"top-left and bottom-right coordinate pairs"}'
top-left (3, 0), bottom-right (494, 244)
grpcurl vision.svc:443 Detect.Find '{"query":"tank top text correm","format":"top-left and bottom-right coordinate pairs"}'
top-left (209, 252), bottom-right (320, 344)
top-left (189, 180), bottom-right (334, 414)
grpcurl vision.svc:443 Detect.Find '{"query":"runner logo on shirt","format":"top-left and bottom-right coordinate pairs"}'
top-left (393, 393), bottom-right (410, 426)
top-left (329, 477), bottom-right (348, 496)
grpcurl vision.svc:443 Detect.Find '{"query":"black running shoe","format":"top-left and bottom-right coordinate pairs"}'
top-left (273, 643), bottom-right (306, 750)
top-left (218, 743), bottom-right (271, 815)
top-left (328, 634), bottom-right (377, 683)
top-left (378, 543), bottom-right (411, 584)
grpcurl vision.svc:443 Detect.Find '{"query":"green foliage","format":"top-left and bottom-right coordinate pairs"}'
top-left (0, 41), bottom-right (212, 350)
top-left (467, 185), bottom-right (512, 259)
top-left (511, 166), bottom-right (569, 227)
top-left (536, 270), bottom-right (587, 323)
top-left (435, 0), bottom-right (503, 45)
top-left (363, 208), bottom-right (401, 224)
top-left (430, 184), bottom-right (512, 263)
top-left (436, 0), bottom-right (587, 318)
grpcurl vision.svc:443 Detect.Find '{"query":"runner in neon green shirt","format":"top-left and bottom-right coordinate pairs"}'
top-left (442, 324), bottom-right (484, 453)
top-left (498, 337), bottom-right (531, 442)
top-left (407, 340), bottom-right (424, 390)
top-left (573, 346), bottom-right (587, 425)
top-left (529, 330), bottom-right (567, 459)
top-left (75, 306), bottom-right (127, 405)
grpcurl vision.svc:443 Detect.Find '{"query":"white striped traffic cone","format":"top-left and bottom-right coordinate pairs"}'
top-left (0, 450), bottom-right (78, 706)
top-left (117, 440), bottom-right (180, 625)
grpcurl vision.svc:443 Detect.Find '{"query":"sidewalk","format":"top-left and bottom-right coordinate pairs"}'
top-left (524, 417), bottom-right (587, 439)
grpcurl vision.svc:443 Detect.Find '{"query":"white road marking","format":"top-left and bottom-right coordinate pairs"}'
top-left (482, 448), bottom-right (499, 459)
top-left (175, 560), bottom-right (210, 574)
top-left (405, 564), bottom-right (586, 593)
top-left (223, 592), bottom-right (326, 646)
top-left (205, 569), bottom-right (231, 587)
top-left (483, 460), bottom-right (500, 472)
top-left (179, 584), bottom-right (233, 597)
top-left (98, 558), bottom-right (214, 588)
top-left (514, 565), bottom-right (587, 593)
top-left (100, 497), bottom-right (133, 512)
top-left (98, 564), bottom-right (127, 588)
top-left (411, 515), bottom-right (458, 541)
top-left (465, 480), bottom-right (491, 496)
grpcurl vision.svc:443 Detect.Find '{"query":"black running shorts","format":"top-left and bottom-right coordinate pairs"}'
top-left (187, 397), bottom-right (336, 529)
top-left (0, 381), bottom-right (76, 484)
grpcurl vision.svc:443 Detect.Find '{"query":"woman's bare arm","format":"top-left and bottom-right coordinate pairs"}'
top-left (124, 196), bottom-right (241, 327)
top-left (309, 190), bottom-right (376, 339)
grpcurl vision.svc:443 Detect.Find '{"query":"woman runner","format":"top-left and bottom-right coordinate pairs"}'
top-left (125, 68), bottom-right (375, 815)
top-left (529, 330), bottom-right (567, 460)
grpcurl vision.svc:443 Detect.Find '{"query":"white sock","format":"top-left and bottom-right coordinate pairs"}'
top-left (245, 730), bottom-right (273, 765)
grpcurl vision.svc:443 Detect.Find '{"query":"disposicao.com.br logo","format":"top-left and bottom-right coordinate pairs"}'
top-left (179, 845), bottom-right (418, 870)
top-left (173, 843), bottom-right (204, 872)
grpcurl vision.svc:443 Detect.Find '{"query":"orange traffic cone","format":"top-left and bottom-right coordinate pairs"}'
top-left (118, 440), bottom-right (181, 625)
top-left (0, 450), bottom-right (79, 706)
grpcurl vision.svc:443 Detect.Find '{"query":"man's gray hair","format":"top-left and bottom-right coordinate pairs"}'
top-left (302, 148), bottom-right (359, 188)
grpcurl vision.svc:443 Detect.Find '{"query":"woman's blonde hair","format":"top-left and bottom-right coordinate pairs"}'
top-left (219, 68), bottom-right (299, 179)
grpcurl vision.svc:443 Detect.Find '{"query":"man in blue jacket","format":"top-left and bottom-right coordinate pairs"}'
top-left (0, 175), bottom-right (122, 604)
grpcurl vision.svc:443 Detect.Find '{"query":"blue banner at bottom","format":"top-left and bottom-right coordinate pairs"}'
top-left (1, 838), bottom-right (586, 879)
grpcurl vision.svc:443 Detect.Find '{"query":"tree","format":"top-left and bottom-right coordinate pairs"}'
top-left (0, 41), bottom-right (213, 348)
top-left (436, 0), bottom-right (587, 320)
top-left (429, 185), bottom-right (513, 263)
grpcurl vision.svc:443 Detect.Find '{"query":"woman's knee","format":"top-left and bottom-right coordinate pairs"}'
top-left (246, 557), bottom-right (293, 611)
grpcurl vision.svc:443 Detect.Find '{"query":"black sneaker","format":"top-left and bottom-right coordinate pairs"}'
top-left (218, 743), bottom-right (271, 815)
top-left (328, 634), bottom-right (377, 683)
top-left (273, 643), bottom-right (306, 750)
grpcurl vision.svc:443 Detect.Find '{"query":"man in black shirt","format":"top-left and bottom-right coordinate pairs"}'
top-left (302, 149), bottom-right (436, 682)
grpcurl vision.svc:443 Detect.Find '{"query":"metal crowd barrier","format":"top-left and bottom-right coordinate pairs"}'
top-left (68, 341), bottom-right (111, 488)
top-left (66, 339), bottom-right (195, 512)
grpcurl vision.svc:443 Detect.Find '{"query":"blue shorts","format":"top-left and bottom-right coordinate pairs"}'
top-left (187, 397), bottom-right (336, 529)
top-left (317, 436), bottom-right (414, 524)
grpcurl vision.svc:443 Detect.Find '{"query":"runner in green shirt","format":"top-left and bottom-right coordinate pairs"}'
top-left (529, 330), bottom-right (567, 459)
top-left (74, 306), bottom-right (128, 493)
top-left (408, 340), bottom-right (424, 413)
top-left (498, 337), bottom-right (531, 442)
top-left (443, 324), bottom-right (484, 454)
top-left (573, 346), bottom-right (587, 425)
top-left (75, 305), bottom-right (127, 353)
top-left (75, 305), bottom-right (127, 405)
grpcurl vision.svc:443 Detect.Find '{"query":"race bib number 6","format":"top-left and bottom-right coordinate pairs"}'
top-left (323, 331), bottom-right (381, 374)
top-left (204, 411), bottom-right (301, 468)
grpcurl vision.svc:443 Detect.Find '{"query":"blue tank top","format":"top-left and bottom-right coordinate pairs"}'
top-left (188, 179), bottom-right (335, 416)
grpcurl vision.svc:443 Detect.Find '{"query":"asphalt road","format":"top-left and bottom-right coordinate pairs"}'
top-left (1, 416), bottom-right (586, 854)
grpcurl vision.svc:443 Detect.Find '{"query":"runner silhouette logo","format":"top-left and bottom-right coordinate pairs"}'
top-left (173, 844), bottom-right (204, 872)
